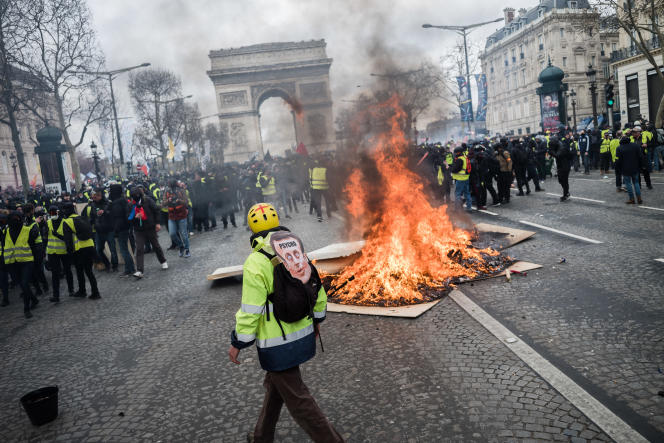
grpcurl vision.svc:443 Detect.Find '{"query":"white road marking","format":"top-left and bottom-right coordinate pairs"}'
top-left (518, 220), bottom-right (603, 244)
top-left (471, 207), bottom-right (498, 216)
top-left (449, 290), bottom-right (648, 443)
top-left (331, 213), bottom-right (346, 222)
top-left (545, 193), bottom-right (606, 204)
top-left (655, 258), bottom-right (664, 263)
top-left (571, 177), bottom-right (664, 185)
top-left (638, 205), bottom-right (664, 212)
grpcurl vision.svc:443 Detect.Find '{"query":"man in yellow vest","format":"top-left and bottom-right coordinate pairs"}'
top-left (309, 161), bottom-right (330, 222)
top-left (3, 211), bottom-right (40, 318)
top-left (59, 202), bottom-right (100, 299)
top-left (229, 203), bottom-right (342, 442)
top-left (599, 131), bottom-right (612, 177)
top-left (45, 205), bottom-right (74, 303)
top-left (451, 147), bottom-right (472, 211)
top-left (610, 130), bottom-right (623, 192)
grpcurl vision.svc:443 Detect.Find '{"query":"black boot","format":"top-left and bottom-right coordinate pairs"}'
top-left (1, 298), bottom-right (8, 307)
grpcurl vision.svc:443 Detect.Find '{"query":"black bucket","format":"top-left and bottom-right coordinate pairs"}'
top-left (20, 386), bottom-right (59, 426)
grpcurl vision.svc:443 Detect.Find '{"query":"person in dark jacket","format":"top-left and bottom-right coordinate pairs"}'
top-left (548, 137), bottom-right (572, 201)
top-left (60, 203), bottom-right (100, 299)
top-left (23, 203), bottom-right (49, 296)
top-left (512, 141), bottom-right (530, 195)
top-left (129, 186), bottom-right (167, 278)
top-left (578, 130), bottom-right (591, 174)
top-left (191, 171), bottom-right (210, 233)
top-left (109, 184), bottom-right (135, 276)
top-left (91, 189), bottom-right (117, 272)
top-left (475, 146), bottom-right (499, 209)
top-left (615, 136), bottom-right (644, 204)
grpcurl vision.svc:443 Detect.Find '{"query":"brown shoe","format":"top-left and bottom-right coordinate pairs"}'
top-left (637, 197), bottom-right (643, 204)
top-left (626, 199), bottom-right (635, 204)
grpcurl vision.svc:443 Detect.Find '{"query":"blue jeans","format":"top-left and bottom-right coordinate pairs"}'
top-left (623, 174), bottom-right (641, 199)
top-left (95, 231), bottom-right (118, 269)
top-left (168, 219), bottom-right (190, 250)
top-left (115, 230), bottom-right (135, 274)
top-left (454, 180), bottom-right (472, 210)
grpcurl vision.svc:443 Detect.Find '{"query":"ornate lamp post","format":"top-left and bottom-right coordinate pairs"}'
top-left (570, 89), bottom-right (577, 130)
top-left (9, 152), bottom-right (18, 188)
top-left (586, 64), bottom-right (598, 128)
top-left (90, 140), bottom-right (101, 181)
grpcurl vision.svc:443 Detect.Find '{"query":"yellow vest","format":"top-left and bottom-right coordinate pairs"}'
top-left (600, 138), bottom-right (611, 154)
top-left (437, 166), bottom-right (444, 186)
top-left (3, 226), bottom-right (34, 264)
top-left (451, 156), bottom-right (470, 181)
top-left (57, 215), bottom-right (94, 251)
top-left (257, 173), bottom-right (277, 196)
top-left (46, 219), bottom-right (66, 255)
top-left (310, 167), bottom-right (329, 190)
top-left (609, 139), bottom-right (620, 162)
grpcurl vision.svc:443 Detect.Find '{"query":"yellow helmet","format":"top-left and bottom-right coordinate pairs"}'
top-left (247, 203), bottom-right (279, 233)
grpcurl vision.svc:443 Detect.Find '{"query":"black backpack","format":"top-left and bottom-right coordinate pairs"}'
top-left (73, 217), bottom-right (93, 242)
top-left (263, 255), bottom-right (321, 340)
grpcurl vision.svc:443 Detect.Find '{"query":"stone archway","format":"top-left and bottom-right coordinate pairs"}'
top-left (207, 40), bottom-right (335, 163)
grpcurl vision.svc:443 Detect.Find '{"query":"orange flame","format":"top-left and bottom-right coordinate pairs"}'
top-left (330, 95), bottom-right (502, 306)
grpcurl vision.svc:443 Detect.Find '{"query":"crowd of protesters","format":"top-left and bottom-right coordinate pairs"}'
top-left (416, 119), bottom-right (662, 209)
top-left (0, 152), bottom-right (343, 319)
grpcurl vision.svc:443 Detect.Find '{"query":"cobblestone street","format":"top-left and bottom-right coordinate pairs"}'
top-left (0, 170), bottom-right (663, 442)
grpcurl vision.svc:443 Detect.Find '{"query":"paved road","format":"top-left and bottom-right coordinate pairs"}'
top-left (0, 169), bottom-right (662, 442)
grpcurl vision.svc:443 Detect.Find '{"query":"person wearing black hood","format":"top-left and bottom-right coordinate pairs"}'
top-left (3, 211), bottom-right (40, 318)
top-left (45, 205), bottom-right (74, 303)
top-left (109, 183), bottom-right (136, 276)
top-left (129, 186), bottom-right (168, 278)
top-left (548, 136), bottom-right (572, 201)
top-left (59, 202), bottom-right (100, 299)
top-left (23, 203), bottom-right (49, 296)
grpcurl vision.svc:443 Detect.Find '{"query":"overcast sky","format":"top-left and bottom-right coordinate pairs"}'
top-left (87, 0), bottom-right (537, 156)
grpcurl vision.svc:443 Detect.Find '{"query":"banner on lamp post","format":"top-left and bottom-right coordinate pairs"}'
top-left (456, 76), bottom-right (473, 122)
top-left (475, 74), bottom-right (488, 122)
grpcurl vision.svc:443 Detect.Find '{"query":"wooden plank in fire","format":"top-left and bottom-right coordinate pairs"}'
top-left (473, 222), bottom-right (536, 250)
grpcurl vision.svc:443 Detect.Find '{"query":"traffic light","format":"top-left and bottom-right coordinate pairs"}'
top-left (605, 84), bottom-right (615, 108)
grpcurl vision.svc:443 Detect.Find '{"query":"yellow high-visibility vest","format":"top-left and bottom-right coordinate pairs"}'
top-left (437, 166), bottom-right (445, 186)
top-left (256, 173), bottom-right (277, 196)
top-left (451, 156), bottom-right (470, 181)
top-left (57, 215), bottom-right (94, 251)
top-left (310, 167), bottom-right (329, 190)
top-left (46, 219), bottom-right (66, 255)
top-left (600, 138), bottom-right (611, 154)
top-left (3, 226), bottom-right (34, 264)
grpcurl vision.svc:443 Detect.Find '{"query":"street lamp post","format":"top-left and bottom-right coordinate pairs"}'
top-left (586, 64), bottom-right (598, 128)
top-left (90, 141), bottom-right (101, 181)
top-left (423, 18), bottom-right (503, 132)
top-left (570, 89), bottom-right (577, 130)
top-left (69, 63), bottom-right (151, 177)
top-left (9, 152), bottom-right (18, 188)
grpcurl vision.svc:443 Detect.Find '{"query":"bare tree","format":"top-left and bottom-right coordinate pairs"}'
top-left (590, 0), bottom-right (664, 126)
top-left (181, 103), bottom-right (202, 172)
top-left (438, 38), bottom-right (482, 113)
top-left (129, 68), bottom-right (184, 167)
top-left (203, 122), bottom-right (228, 166)
top-left (13, 0), bottom-right (111, 188)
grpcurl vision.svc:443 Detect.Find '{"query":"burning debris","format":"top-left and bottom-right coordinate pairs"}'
top-left (326, 96), bottom-right (513, 307)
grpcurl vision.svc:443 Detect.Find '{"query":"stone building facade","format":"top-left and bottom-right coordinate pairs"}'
top-left (0, 122), bottom-right (44, 190)
top-left (609, 3), bottom-right (664, 126)
top-left (207, 40), bottom-right (335, 163)
top-left (480, 1), bottom-right (619, 135)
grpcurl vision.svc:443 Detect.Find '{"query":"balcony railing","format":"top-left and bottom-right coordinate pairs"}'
top-left (610, 36), bottom-right (660, 63)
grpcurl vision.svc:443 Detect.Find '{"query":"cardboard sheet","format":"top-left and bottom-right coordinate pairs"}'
top-left (326, 299), bottom-right (442, 318)
top-left (473, 223), bottom-right (536, 250)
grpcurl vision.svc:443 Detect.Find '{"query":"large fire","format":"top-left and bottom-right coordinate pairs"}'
top-left (328, 95), bottom-right (509, 306)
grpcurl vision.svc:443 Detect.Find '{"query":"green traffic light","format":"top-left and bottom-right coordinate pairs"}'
top-left (607, 99), bottom-right (614, 107)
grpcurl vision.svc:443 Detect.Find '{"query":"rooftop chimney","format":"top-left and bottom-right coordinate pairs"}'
top-left (518, 8), bottom-right (527, 17)
top-left (504, 7), bottom-right (516, 26)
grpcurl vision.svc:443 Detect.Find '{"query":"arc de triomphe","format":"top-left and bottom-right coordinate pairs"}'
top-left (207, 40), bottom-right (335, 162)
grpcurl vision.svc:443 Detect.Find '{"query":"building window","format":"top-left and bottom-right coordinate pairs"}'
top-left (600, 43), bottom-right (605, 55)
top-left (512, 72), bottom-right (517, 89)
top-left (591, 55), bottom-right (596, 66)
top-left (611, 42), bottom-right (617, 51)
top-left (521, 69), bottom-right (526, 85)
top-left (569, 1), bottom-right (577, 9)
top-left (626, 74), bottom-right (640, 124)
top-left (526, 126), bottom-right (531, 134)
top-left (538, 9), bottom-right (543, 18)
top-left (560, 28), bottom-right (565, 39)
top-left (511, 48), bottom-right (516, 63)
top-left (519, 44), bottom-right (524, 59)
top-left (538, 34), bottom-right (544, 51)
top-left (562, 57), bottom-right (567, 67)
top-left (518, 128), bottom-right (523, 135)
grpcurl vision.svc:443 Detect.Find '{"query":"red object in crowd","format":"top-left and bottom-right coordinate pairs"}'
top-left (295, 142), bottom-right (308, 156)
